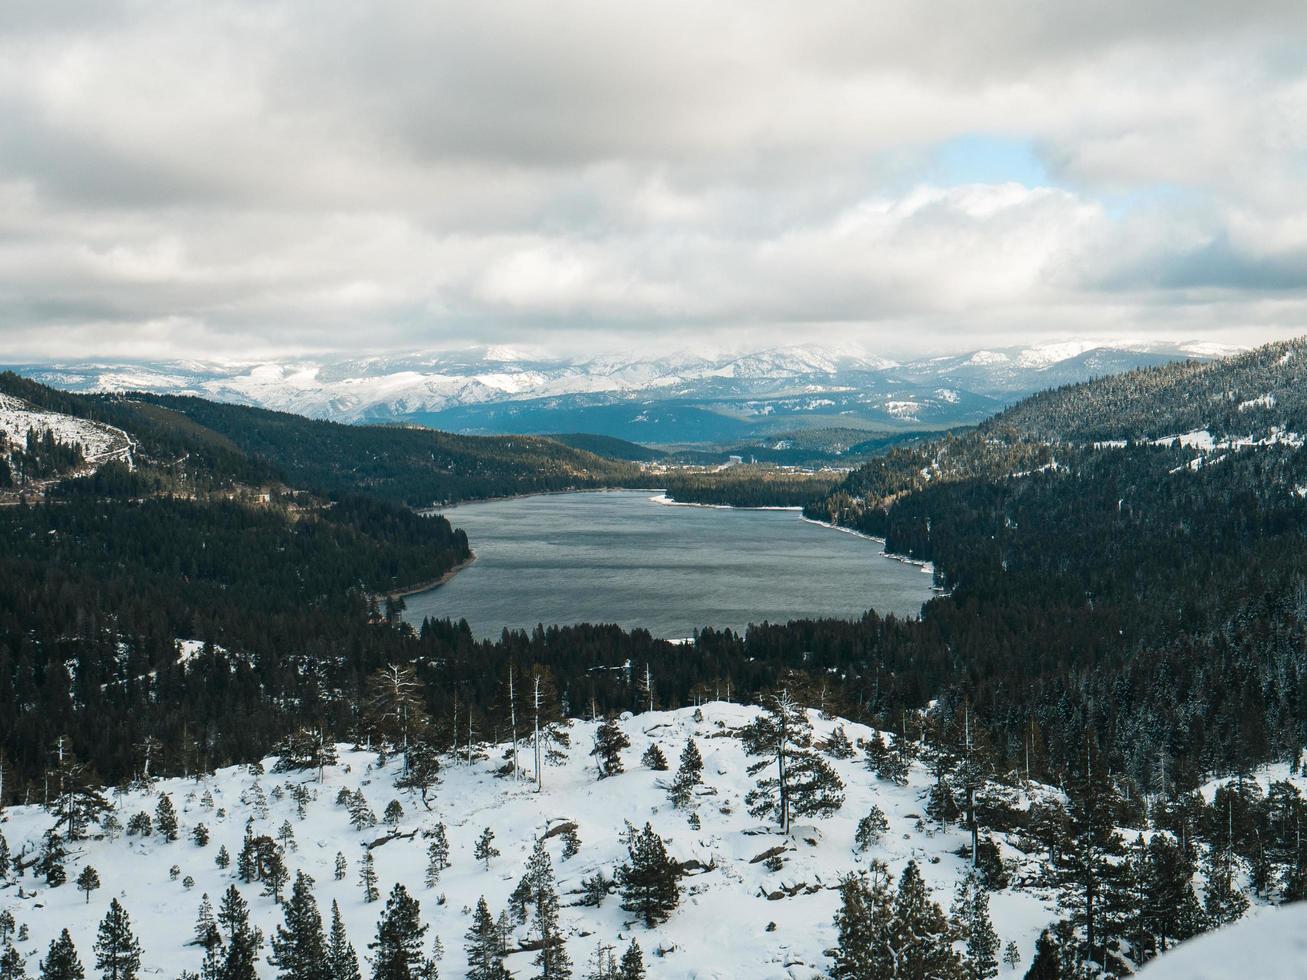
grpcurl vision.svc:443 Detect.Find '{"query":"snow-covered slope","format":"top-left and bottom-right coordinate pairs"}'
top-left (1137, 901), bottom-right (1307, 979)
top-left (2, 704), bottom-right (1054, 979)
top-left (0, 392), bottom-right (133, 476)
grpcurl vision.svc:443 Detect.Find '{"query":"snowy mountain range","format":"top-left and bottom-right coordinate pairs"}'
top-left (5, 340), bottom-right (1234, 444)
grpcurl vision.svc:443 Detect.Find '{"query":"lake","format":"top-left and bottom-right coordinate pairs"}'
top-left (403, 490), bottom-right (936, 639)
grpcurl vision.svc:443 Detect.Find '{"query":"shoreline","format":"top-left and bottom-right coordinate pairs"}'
top-left (385, 552), bottom-right (477, 600)
top-left (799, 515), bottom-right (937, 576)
top-left (646, 492), bottom-right (803, 512)
top-left (415, 486), bottom-right (664, 514)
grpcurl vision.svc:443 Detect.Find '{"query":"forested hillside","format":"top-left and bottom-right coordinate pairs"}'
top-left (0, 373), bottom-right (641, 506)
top-left (991, 336), bottom-right (1307, 442)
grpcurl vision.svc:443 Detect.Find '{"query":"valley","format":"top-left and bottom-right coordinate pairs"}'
top-left (4, 337), bottom-right (1307, 977)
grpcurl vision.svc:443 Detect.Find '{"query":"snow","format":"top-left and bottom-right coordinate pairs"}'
top-left (2, 705), bottom-right (1050, 978)
top-left (964, 350), bottom-right (1010, 366)
top-left (884, 400), bottom-right (921, 419)
top-left (1137, 901), bottom-right (1307, 979)
top-left (1155, 429), bottom-right (1216, 451)
top-left (1151, 428), bottom-right (1304, 454)
top-left (648, 493), bottom-right (802, 512)
top-left (0, 393), bottom-right (133, 465)
top-left (1237, 394), bottom-right (1276, 411)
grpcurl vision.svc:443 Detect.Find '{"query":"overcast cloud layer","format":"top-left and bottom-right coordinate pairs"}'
top-left (1, 0), bottom-right (1306, 361)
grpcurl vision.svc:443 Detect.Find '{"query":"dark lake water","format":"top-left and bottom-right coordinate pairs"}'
top-left (403, 490), bottom-right (936, 640)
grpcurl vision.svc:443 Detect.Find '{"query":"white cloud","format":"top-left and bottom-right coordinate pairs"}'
top-left (1, 0), bottom-right (1306, 360)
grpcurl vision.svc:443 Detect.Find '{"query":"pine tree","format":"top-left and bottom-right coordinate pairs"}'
top-left (1023, 930), bottom-right (1060, 980)
top-left (46, 737), bottom-right (109, 842)
top-left (738, 691), bottom-right (844, 833)
top-left (195, 895), bottom-right (222, 952)
top-left (216, 845), bottom-right (231, 870)
top-left (824, 724), bottom-right (855, 759)
top-left (334, 853), bottom-right (347, 881)
top-left (360, 851), bottom-right (379, 903)
top-left (510, 839), bottom-right (553, 924)
top-left (532, 879), bottom-right (571, 980)
top-left (464, 898), bottom-right (509, 980)
top-left (1053, 760), bottom-right (1124, 967)
top-left (155, 794), bottom-right (179, 841)
top-left (853, 806), bottom-right (889, 852)
top-left (591, 719), bottom-right (629, 779)
top-left (474, 828), bottom-right (499, 870)
top-left (616, 941), bottom-right (643, 980)
top-left (264, 846), bottom-right (290, 904)
top-left (425, 832), bottom-right (448, 887)
top-left (951, 869), bottom-right (999, 980)
top-left (369, 884), bottom-right (427, 980)
top-left (39, 830), bottom-right (67, 886)
top-left (640, 745), bottom-right (667, 771)
top-left (1143, 832), bottom-right (1205, 956)
top-left (560, 825), bottom-right (581, 860)
top-left (430, 824), bottom-right (450, 870)
top-left (396, 737), bottom-right (442, 809)
top-left (830, 864), bottom-right (896, 980)
top-left (93, 900), bottom-right (142, 980)
top-left (348, 794), bottom-right (377, 832)
top-left (327, 902), bottom-right (361, 980)
top-left (273, 729), bottom-right (339, 782)
top-left (237, 822), bottom-right (259, 882)
top-left (1002, 941), bottom-right (1020, 971)
top-left (1202, 844), bottom-right (1248, 926)
top-left (505, 840), bottom-right (571, 979)
top-left (616, 823), bottom-right (681, 928)
top-left (76, 866), bottom-right (101, 903)
top-left (383, 801), bottom-right (404, 829)
top-left (216, 886), bottom-right (262, 980)
top-left (268, 872), bottom-right (330, 980)
top-left (891, 862), bottom-right (963, 979)
top-left (39, 931), bottom-right (84, 980)
top-left (0, 944), bottom-right (25, 980)
top-left (668, 739), bottom-right (703, 810)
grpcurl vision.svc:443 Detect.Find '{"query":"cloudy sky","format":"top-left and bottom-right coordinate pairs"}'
top-left (2, 0), bottom-right (1306, 362)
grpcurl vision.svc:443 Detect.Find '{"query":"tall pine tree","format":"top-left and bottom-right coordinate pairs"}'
top-left (39, 931), bottom-right (84, 980)
top-left (738, 691), bottom-right (844, 833)
top-left (93, 900), bottom-right (141, 980)
top-left (368, 884), bottom-right (427, 980)
top-left (268, 872), bottom-right (330, 980)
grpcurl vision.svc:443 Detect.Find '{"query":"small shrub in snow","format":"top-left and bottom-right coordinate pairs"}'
top-left (854, 806), bottom-right (890, 853)
top-left (474, 828), bottom-right (499, 870)
top-left (641, 744), bottom-right (668, 771)
top-left (560, 824), bottom-right (581, 860)
top-left (383, 800), bottom-right (404, 828)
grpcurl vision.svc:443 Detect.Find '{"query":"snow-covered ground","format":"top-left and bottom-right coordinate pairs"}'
top-left (0, 393), bottom-right (133, 466)
top-left (1137, 901), bottom-right (1307, 979)
top-left (2, 704), bottom-right (1055, 979)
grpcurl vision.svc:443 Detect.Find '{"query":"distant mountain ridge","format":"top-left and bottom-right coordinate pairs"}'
top-left (5, 339), bottom-right (1232, 443)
